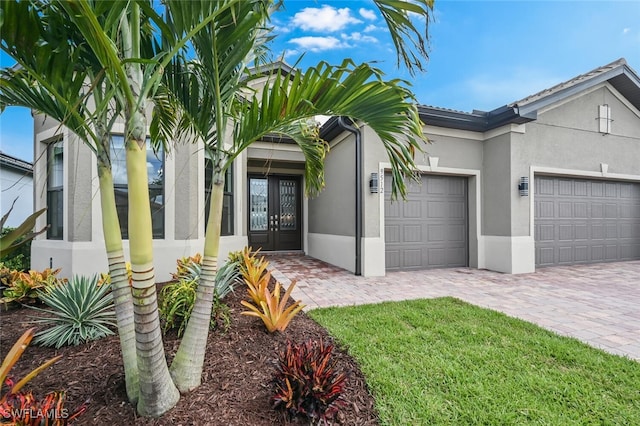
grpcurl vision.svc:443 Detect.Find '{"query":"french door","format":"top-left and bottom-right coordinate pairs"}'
top-left (248, 175), bottom-right (302, 251)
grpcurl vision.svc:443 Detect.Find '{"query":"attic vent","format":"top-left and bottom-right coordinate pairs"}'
top-left (598, 104), bottom-right (611, 134)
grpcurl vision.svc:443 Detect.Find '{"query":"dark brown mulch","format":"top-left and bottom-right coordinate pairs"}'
top-left (0, 289), bottom-right (378, 425)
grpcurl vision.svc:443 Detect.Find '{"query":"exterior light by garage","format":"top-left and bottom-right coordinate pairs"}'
top-left (369, 172), bottom-right (379, 193)
top-left (518, 176), bottom-right (529, 196)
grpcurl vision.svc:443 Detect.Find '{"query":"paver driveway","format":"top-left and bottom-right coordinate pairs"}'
top-left (266, 255), bottom-right (640, 361)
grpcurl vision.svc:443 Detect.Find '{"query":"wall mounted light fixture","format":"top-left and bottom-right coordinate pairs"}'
top-left (369, 172), bottom-right (379, 194)
top-left (518, 176), bottom-right (529, 197)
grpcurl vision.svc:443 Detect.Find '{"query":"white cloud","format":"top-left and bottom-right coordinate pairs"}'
top-left (359, 8), bottom-right (377, 21)
top-left (291, 5), bottom-right (362, 32)
top-left (623, 28), bottom-right (631, 34)
top-left (364, 24), bottom-right (383, 33)
top-left (288, 36), bottom-right (350, 52)
top-left (341, 32), bottom-right (378, 44)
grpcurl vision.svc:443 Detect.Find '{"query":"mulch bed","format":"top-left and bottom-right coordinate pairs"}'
top-left (0, 288), bottom-right (379, 425)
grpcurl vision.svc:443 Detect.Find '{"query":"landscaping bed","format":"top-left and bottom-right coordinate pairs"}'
top-left (0, 289), bottom-right (378, 425)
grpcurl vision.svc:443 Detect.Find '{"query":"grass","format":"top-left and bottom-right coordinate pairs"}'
top-left (308, 297), bottom-right (640, 425)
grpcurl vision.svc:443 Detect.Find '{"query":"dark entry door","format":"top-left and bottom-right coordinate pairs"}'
top-left (248, 175), bottom-right (302, 251)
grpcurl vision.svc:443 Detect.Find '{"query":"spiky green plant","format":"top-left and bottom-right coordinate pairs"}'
top-left (172, 256), bottom-right (240, 300)
top-left (32, 275), bottom-right (116, 348)
top-left (159, 277), bottom-right (231, 337)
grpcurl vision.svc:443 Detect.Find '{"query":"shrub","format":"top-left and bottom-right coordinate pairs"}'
top-left (0, 328), bottom-right (87, 424)
top-left (272, 339), bottom-right (347, 422)
top-left (0, 226), bottom-right (30, 270)
top-left (159, 278), bottom-right (231, 337)
top-left (171, 253), bottom-right (203, 281)
top-left (0, 268), bottom-right (63, 307)
top-left (32, 275), bottom-right (116, 348)
top-left (241, 280), bottom-right (305, 333)
top-left (171, 253), bottom-right (240, 299)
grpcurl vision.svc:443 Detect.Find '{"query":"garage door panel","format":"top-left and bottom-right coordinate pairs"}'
top-left (385, 225), bottom-right (400, 243)
top-left (403, 249), bottom-right (422, 268)
top-left (385, 250), bottom-right (400, 269)
top-left (427, 177), bottom-right (447, 195)
top-left (559, 202), bottom-right (573, 217)
top-left (385, 200), bottom-right (400, 218)
top-left (385, 173), bottom-right (468, 271)
top-left (402, 200), bottom-right (422, 217)
top-left (574, 203), bottom-right (588, 218)
top-left (591, 203), bottom-right (604, 218)
top-left (535, 176), bottom-right (640, 267)
top-left (591, 245), bottom-right (605, 261)
top-left (403, 225), bottom-right (423, 242)
top-left (574, 181), bottom-right (588, 196)
top-left (575, 224), bottom-right (588, 240)
top-left (575, 246), bottom-right (588, 262)
top-left (427, 201), bottom-right (447, 218)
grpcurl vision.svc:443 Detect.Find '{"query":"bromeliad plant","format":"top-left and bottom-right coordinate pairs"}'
top-left (239, 248), bottom-right (269, 287)
top-left (0, 328), bottom-right (87, 424)
top-left (32, 275), bottom-right (116, 348)
top-left (241, 280), bottom-right (305, 333)
top-left (272, 339), bottom-right (347, 422)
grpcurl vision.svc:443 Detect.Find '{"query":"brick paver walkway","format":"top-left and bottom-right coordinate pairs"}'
top-left (265, 254), bottom-right (640, 361)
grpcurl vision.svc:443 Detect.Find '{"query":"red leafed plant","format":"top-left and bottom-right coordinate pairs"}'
top-left (0, 328), bottom-right (87, 424)
top-left (272, 339), bottom-right (348, 422)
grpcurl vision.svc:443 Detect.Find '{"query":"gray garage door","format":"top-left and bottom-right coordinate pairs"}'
top-left (385, 173), bottom-right (468, 271)
top-left (535, 176), bottom-right (640, 267)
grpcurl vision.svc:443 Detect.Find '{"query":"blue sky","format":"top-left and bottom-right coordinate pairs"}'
top-left (1, 0), bottom-right (639, 162)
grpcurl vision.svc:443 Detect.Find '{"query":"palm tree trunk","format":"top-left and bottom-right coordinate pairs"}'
top-left (121, 3), bottom-right (179, 416)
top-left (126, 140), bottom-right (180, 416)
top-left (170, 173), bottom-right (224, 392)
top-left (98, 164), bottom-right (139, 404)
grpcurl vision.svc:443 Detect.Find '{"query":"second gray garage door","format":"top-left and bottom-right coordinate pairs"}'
top-left (385, 173), bottom-right (468, 271)
top-left (535, 176), bottom-right (640, 267)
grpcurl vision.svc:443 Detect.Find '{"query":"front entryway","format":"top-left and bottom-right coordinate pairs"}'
top-left (248, 175), bottom-right (302, 251)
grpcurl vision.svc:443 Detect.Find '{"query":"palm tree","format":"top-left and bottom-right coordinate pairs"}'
top-left (2, 0), bottom-right (434, 417)
top-left (0, 1), bottom-right (140, 404)
top-left (158, 0), bottom-right (433, 392)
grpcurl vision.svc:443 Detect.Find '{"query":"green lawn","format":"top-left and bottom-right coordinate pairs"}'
top-left (308, 297), bottom-right (640, 425)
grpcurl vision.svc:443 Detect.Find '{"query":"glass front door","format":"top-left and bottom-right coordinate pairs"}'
top-left (248, 175), bottom-right (302, 251)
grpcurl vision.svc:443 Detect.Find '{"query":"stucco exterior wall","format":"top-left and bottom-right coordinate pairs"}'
top-left (66, 133), bottom-right (93, 242)
top-left (174, 142), bottom-right (202, 240)
top-left (481, 132), bottom-right (512, 237)
top-left (308, 133), bottom-right (356, 236)
top-left (307, 131), bottom-right (356, 272)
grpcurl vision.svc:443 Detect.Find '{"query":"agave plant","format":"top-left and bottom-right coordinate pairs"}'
top-left (171, 254), bottom-right (240, 300)
top-left (32, 275), bottom-right (116, 348)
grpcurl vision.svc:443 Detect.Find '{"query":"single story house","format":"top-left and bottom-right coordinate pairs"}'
top-left (1, 151), bottom-right (33, 228)
top-left (31, 58), bottom-right (640, 279)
